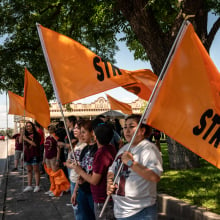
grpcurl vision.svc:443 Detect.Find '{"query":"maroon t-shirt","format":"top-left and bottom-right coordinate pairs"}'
top-left (13, 134), bottom-right (23, 151)
top-left (24, 133), bottom-right (41, 162)
top-left (90, 144), bottom-right (117, 203)
top-left (44, 135), bottom-right (58, 159)
top-left (37, 128), bottom-right (45, 145)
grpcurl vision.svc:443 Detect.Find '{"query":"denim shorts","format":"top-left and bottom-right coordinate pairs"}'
top-left (24, 157), bottom-right (40, 166)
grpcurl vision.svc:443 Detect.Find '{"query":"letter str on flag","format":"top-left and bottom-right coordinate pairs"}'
top-left (37, 24), bottom-right (157, 104)
top-left (144, 23), bottom-right (220, 168)
top-left (106, 94), bottom-right (132, 115)
top-left (24, 68), bottom-right (50, 128)
top-left (8, 91), bottom-right (34, 119)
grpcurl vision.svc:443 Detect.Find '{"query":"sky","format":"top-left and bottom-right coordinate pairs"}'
top-left (0, 13), bottom-right (219, 129)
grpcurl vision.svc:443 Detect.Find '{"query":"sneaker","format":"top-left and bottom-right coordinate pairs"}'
top-left (49, 192), bottom-right (55, 197)
top-left (33, 186), bottom-right (40, 192)
top-left (44, 190), bottom-right (52, 195)
top-left (23, 186), bottom-right (33, 192)
top-left (11, 168), bottom-right (18, 172)
top-left (49, 191), bottom-right (63, 197)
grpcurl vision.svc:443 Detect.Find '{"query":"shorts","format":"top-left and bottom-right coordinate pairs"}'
top-left (24, 156), bottom-right (40, 166)
top-left (15, 150), bottom-right (23, 160)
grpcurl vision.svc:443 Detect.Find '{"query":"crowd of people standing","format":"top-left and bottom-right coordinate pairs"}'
top-left (11, 114), bottom-right (163, 220)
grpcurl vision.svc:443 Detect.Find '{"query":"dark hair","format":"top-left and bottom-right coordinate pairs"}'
top-left (48, 124), bottom-right (56, 132)
top-left (25, 121), bottom-right (40, 143)
top-left (67, 116), bottom-right (77, 124)
top-left (55, 121), bottom-right (66, 141)
top-left (56, 121), bottom-right (64, 128)
top-left (94, 123), bottom-right (114, 145)
top-left (92, 118), bottom-right (105, 130)
top-left (96, 115), bottom-right (106, 120)
top-left (125, 114), bottom-right (151, 137)
top-left (80, 120), bottom-right (93, 132)
top-left (35, 121), bottom-right (42, 129)
top-left (75, 119), bottom-right (85, 129)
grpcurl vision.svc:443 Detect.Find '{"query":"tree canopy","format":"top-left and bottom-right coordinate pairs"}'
top-left (0, 0), bottom-right (219, 100)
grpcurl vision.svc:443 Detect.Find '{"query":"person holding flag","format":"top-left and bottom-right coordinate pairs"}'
top-left (107, 114), bottom-right (163, 220)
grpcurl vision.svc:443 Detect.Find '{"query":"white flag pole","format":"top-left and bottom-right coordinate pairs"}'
top-left (36, 23), bottom-right (76, 161)
top-left (99, 19), bottom-right (189, 217)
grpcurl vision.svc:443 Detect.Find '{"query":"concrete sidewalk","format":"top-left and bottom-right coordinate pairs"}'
top-left (0, 156), bottom-right (74, 220)
top-left (1, 155), bottom-right (220, 220)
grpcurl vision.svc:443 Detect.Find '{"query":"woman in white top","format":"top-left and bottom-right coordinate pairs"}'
top-left (107, 114), bottom-right (163, 220)
top-left (66, 119), bottom-right (87, 219)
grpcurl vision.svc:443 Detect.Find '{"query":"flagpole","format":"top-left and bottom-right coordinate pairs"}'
top-left (36, 23), bottom-right (76, 161)
top-left (6, 93), bottom-right (8, 170)
top-left (21, 110), bottom-right (26, 192)
top-left (99, 19), bottom-right (189, 218)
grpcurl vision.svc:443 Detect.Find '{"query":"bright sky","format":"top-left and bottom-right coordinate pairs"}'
top-left (0, 13), bottom-right (219, 129)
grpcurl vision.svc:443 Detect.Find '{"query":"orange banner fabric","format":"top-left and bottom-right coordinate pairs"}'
top-left (145, 23), bottom-right (220, 168)
top-left (106, 94), bottom-right (132, 115)
top-left (38, 24), bottom-right (157, 104)
top-left (8, 91), bottom-right (34, 118)
top-left (121, 69), bottom-right (158, 101)
top-left (24, 68), bottom-right (50, 128)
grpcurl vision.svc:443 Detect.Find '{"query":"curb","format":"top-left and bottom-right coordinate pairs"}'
top-left (0, 157), bottom-right (9, 220)
top-left (157, 193), bottom-right (220, 220)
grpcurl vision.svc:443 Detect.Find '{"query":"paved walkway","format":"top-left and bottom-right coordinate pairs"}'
top-left (0, 156), bottom-right (75, 220)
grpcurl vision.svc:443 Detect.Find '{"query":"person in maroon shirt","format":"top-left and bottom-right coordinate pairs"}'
top-left (11, 128), bottom-right (24, 171)
top-left (43, 124), bottom-right (60, 196)
top-left (43, 125), bottom-right (60, 171)
top-left (44, 124), bottom-right (70, 197)
top-left (19, 121), bottom-right (41, 193)
top-left (72, 123), bottom-right (116, 220)
top-left (35, 122), bottom-right (45, 174)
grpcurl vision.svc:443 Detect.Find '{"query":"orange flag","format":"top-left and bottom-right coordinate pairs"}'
top-left (106, 94), bottom-right (132, 115)
top-left (144, 22), bottom-right (220, 168)
top-left (37, 24), bottom-right (157, 104)
top-left (121, 69), bottom-right (158, 101)
top-left (8, 91), bottom-right (34, 118)
top-left (24, 68), bottom-right (50, 128)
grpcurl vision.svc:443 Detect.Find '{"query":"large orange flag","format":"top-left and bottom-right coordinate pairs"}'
top-left (24, 68), bottom-right (50, 128)
top-left (8, 91), bottom-right (34, 118)
top-left (144, 22), bottom-right (220, 168)
top-left (106, 94), bottom-right (132, 115)
top-left (37, 24), bottom-right (157, 104)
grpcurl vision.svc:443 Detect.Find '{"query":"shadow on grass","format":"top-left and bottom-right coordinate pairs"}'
top-left (158, 143), bottom-right (220, 214)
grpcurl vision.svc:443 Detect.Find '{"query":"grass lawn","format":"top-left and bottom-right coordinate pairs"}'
top-left (157, 143), bottom-right (220, 214)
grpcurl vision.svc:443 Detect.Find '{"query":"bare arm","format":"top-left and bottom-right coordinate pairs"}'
top-left (72, 164), bottom-right (102, 186)
top-left (22, 136), bottom-right (37, 147)
top-left (121, 151), bottom-right (160, 183)
top-left (71, 179), bottom-right (79, 205)
top-left (106, 171), bottom-right (117, 196)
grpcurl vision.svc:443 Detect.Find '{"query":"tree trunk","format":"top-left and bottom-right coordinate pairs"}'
top-left (166, 136), bottom-right (200, 169)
